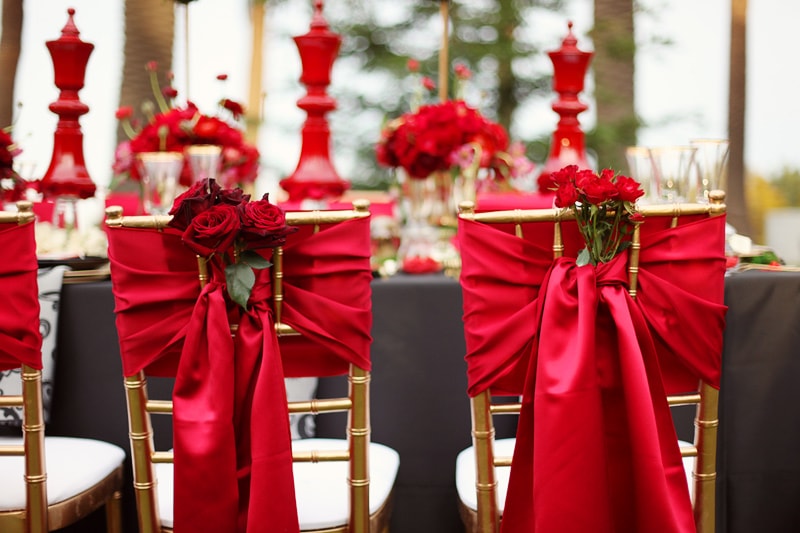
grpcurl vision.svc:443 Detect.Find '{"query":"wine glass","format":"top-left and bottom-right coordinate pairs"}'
top-left (137, 152), bottom-right (184, 215)
top-left (625, 146), bottom-right (657, 203)
top-left (690, 139), bottom-right (730, 203)
top-left (648, 146), bottom-right (698, 203)
top-left (186, 145), bottom-right (222, 183)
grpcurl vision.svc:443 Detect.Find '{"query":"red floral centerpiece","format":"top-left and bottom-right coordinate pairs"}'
top-left (167, 178), bottom-right (296, 308)
top-left (551, 164), bottom-right (644, 266)
top-left (375, 61), bottom-right (534, 274)
top-left (112, 63), bottom-right (259, 191)
top-left (0, 129), bottom-right (27, 204)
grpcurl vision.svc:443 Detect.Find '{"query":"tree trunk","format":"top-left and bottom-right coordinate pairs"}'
top-left (246, 1), bottom-right (266, 146)
top-left (727, 0), bottom-right (749, 234)
top-left (591, 0), bottom-right (637, 170)
top-left (117, 0), bottom-right (175, 145)
top-left (0, 0), bottom-right (23, 128)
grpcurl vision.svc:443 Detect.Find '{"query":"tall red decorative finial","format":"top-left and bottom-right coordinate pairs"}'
top-left (280, 0), bottom-right (349, 205)
top-left (40, 8), bottom-right (96, 199)
top-left (539, 21), bottom-right (594, 189)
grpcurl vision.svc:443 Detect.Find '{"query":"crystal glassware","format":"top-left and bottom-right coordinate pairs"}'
top-left (186, 144), bottom-right (222, 183)
top-left (648, 146), bottom-right (698, 203)
top-left (690, 139), bottom-right (730, 203)
top-left (625, 146), bottom-right (657, 203)
top-left (137, 152), bottom-right (184, 215)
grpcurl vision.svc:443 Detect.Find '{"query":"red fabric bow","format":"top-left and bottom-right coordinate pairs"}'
top-left (458, 214), bottom-right (727, 533)
top-left (106, 215), bottom-right (373, 532)
top-left (0, 221), bottom-right (40, 371)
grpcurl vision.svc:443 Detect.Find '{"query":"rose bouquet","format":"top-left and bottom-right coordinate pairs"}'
top-left (551, 165), bottom-right (645, 266)
top-left (112, 63), bottom-right (259, 190)
top-left (167, 178), bottom-right (296, 308)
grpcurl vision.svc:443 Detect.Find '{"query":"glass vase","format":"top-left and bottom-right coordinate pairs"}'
top-left (396, 171), bottom-right (441, 274)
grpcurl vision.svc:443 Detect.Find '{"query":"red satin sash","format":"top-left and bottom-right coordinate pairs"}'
top-left (106, 215), bottom-right (373, 533)
top-left (458, 214), bottom-right (727, 533)
top-left (0, 221), bottom-right (41, 371)
top-left (278, 219), bottom-right (373, 377)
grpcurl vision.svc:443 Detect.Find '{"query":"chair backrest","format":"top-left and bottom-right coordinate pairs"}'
top-left (271, 202), bottom-right (375, 532)
top-left (457, 192), bottom-right (727, 533)
top-left (0, 202), bottom-right (47, 533)
top-left (105, 197), bottom-right (373, 532)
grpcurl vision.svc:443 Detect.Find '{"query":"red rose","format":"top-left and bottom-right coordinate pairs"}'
top-left (217, 186), bottom-right (249, 206)
top-left (181, 203), bottom-right (241, 257)
top-left (581, 173), bottom-right (618, 205)
top-left (168, 178), bottom-right (220, 231)
top-left (554, 182), bottom-right (579, 208)
top-left (240, 194), bottom-right (297, 249)
top-left (615, 174), bottom-right (645, 203)
top-left (162, 86), bottom-right (178, 99)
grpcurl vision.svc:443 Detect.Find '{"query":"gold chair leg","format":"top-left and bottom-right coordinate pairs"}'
top-left (106, 490), bottom-right (123, 533)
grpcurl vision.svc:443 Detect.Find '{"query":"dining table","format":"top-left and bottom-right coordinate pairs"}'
top-left (43, 268), bottom-right (800, 533)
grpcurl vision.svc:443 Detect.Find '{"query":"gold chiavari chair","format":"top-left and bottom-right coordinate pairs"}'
top-left (0, 202), bottom-right (125, 533)
top-left (455, 192), bottom-right (727, 533)
top-left (105, 199), bottom-right (399, 533)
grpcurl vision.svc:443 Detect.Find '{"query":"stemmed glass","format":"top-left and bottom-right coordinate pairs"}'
top-left (648, 146), bottom-right (698, 203)
top-left (690, 139), bottom-right (730, 203)
top-left (137, 152), bottom-right (184, 215)
top-left (625, 146), bottom-right (657, 203)
top-left (186, 145), bottom-right (222, 183)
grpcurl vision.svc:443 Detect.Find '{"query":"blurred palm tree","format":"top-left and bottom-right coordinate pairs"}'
top-left (727, 0), bottom-right (749, 234)
top-left (0, 0), bottom-right (23, 128)
top-left (588, 0), bottom-right (637, 171)
top-left (116, 0), bottom-right (176, 146)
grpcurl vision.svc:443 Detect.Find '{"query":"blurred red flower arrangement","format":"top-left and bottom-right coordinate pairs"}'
top-left (112, 62), bottom-right (259, 190)
top-left (375, 62), bottom-right (534, 190)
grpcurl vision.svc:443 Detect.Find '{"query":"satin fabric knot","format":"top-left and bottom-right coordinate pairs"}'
top-left (233, 269), bottom-right (299, 532)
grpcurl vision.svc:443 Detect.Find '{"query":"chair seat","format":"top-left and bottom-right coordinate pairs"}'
top-left (153, 438), bottom-right (400, 531)
top-left (293, 438), bottom-right (400, 530)
top-left (456, 438), bottom-right (697, 513)
top-left (0, 436), bottom-right (126, 511)
top-left (455, 437), bottom-right (515, 513)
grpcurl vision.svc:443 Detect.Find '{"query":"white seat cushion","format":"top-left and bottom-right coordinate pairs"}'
top-left (154, 462), bottom-right (174, 528)
top-left (455, 437), bottom-right (515, 513)
top-left (0, 436), bottom-right (126, 511)
top-left (456, 438), bottom-right (698, 514)
top-left (293, 438), bottom-right (400, 530)
top-left (153, 438), bottom-right (400, 530)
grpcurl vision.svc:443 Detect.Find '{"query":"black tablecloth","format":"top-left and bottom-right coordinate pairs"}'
top-left (717, 271), bottom-right (800, 532)
top-left (46, 271), bottom-right (800, 533)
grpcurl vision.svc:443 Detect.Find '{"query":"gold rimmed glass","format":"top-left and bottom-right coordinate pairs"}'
top-left (137, 152), bottom-right (185, 215)
top-left (690, 138), bottom-right (730, 203)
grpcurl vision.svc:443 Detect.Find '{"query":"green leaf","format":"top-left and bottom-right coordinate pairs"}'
top-left (225, 263), bottom-right (256, 309)
top-left (577, 247), bottom-right (592, 267)
top-left (241, 250), bottom-right (271, 270)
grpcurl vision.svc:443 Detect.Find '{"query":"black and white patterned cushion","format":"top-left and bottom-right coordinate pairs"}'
top-left (0, 266), bottom-right (67, 426)
top-left (285, 377), bottom-right (317, 439)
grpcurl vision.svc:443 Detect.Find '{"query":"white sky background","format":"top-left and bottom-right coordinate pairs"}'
top-left (6, 0), bottom-right (800, 196)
